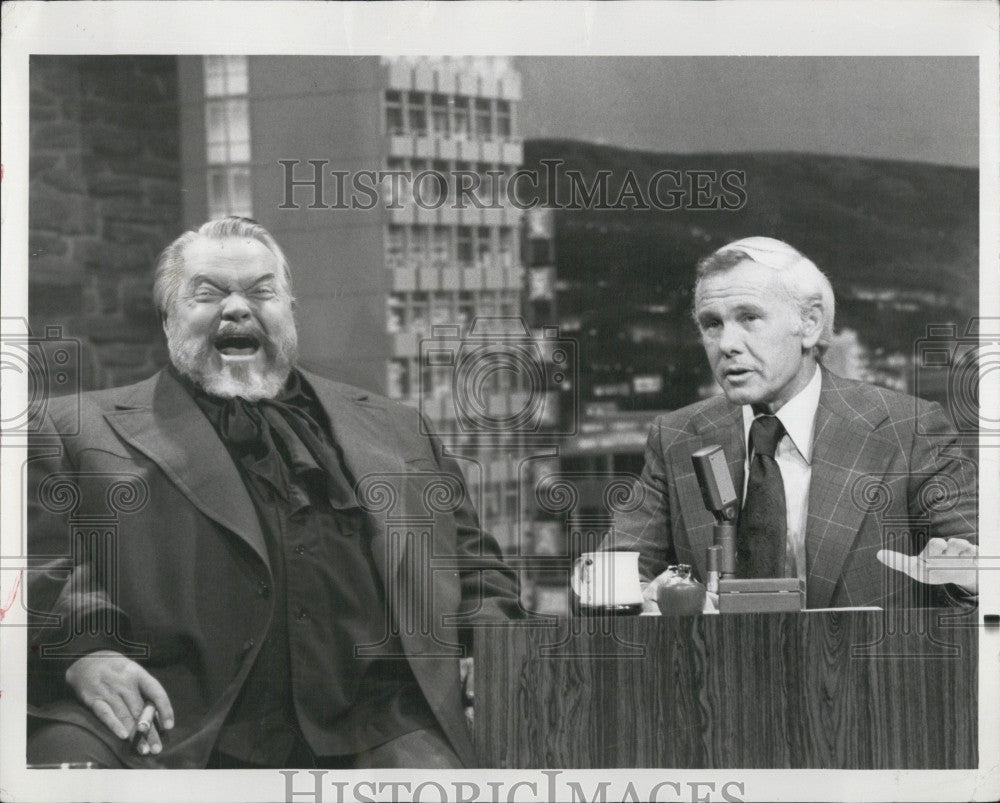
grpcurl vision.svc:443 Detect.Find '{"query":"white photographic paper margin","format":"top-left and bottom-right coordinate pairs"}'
top-left (1, 2), bottom-right (997, 802)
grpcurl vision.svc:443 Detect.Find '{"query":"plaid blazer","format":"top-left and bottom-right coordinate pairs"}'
top-left (608, 368), bottom-right (977, 608)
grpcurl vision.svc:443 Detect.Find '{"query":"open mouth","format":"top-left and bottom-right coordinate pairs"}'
top-left (214, 333), bottom-right (261, 357)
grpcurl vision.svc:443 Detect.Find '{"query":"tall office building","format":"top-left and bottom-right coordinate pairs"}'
top-left (176, 56), bottom-right (528, 551)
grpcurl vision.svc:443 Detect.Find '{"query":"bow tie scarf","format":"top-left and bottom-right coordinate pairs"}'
top-left (736, 412), bottom-right (787, 578)
top-left (215, 396), bottom-right (357, 512)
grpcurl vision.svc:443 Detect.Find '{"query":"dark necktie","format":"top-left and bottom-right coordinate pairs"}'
top-left (737, 412), bottom-right (787, 578)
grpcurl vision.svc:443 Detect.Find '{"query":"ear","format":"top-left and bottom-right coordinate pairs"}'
top-left (800, 302), bottom-right (823, 350)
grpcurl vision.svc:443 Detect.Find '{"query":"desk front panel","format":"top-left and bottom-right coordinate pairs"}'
top-left (475, 611), bottom-right (977, 768)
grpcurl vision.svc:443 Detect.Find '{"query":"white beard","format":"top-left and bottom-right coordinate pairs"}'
top-left (166, 317), bottom-right (299, 401)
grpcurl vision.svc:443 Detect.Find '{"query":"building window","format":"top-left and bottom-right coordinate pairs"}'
top-left (496, 100), bottom-right (512, 138)
top-left (432, 159), bottom-right (450, 206)
top-left (476, 226), bottom-right (493, 268)
top-left (458, 292), bottom-right (476, 330)
top-left (203, 56), bottom-right (252, 219)
top-left (410, 291), bottom-right (430, 335)
top-left (431, 94), bottom-right (450, 137)
top-left (431, 225), bottom-right (452, 267)
top-left (385, 90), bottom-right (404, 135)
top-left (474, 98), bottom-right (492, 137)
top-left (387, 293), bottom-right (406, 333)
top-left (499, 227), bottom-right (517, 268)
top-left (410, 225), bottom-right (430, 267)
top-left (386, 224), bottom-right (406, 270)
top-left (457, 226), bottom-right (474, 266)
top-left (206, 98), bottom-right (250, 163)
top-left (406, 92), bottom-right (427, 135)
top-left (431, 292), bottom-right (453, 327)
top-left (387, 358), bottom-right (410, 400)
top-left (476, 162), bottom-right (494, 204)
top-left (453, 96), bottom-right (471, 138)
top-left (204, 55), bottom-right (248, 97)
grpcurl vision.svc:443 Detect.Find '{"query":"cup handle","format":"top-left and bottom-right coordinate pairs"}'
top-left (571, 557), bottom-right (593, 601)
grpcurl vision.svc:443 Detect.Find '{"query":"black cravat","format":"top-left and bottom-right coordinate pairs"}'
top-left (187, 371), bottom-right (357, 512)
top-left (737, 412), bottom-right (787, 578)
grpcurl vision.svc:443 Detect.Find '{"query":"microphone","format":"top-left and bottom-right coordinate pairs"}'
top-left (691, 445), bottom-right (739, 523)
top-left (691, 445), bottom-right (738, 578)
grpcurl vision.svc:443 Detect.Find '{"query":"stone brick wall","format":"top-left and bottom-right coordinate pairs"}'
top-left (30, 56), bottom-right (181, 391)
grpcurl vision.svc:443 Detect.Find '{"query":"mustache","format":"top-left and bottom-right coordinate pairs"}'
top-left (215, 322), bottom-right (266, 340)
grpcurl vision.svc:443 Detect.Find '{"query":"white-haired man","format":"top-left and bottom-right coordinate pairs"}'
top-left (27, 217), bottom-right (522, 768)
top-left (608, 237), bottom-right (978, 609)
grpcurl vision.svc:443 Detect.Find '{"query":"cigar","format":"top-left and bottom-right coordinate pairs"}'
top-left (130, 703), bottom-right (157, 753)
top-left (136, 703), bottom-right (156, 734)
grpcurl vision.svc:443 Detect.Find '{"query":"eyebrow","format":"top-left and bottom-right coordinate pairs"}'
top-left (189, 273), bottom-right (278, 290)
top-left (696, 302), bottom-right (765, 324)
top-left (245, 273), bottom-right (278, 289)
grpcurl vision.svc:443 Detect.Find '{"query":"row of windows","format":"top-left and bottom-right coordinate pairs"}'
top-left (385, 224), bottom-right (518, 271)
top-left (388, 354), bottom-right (525, 404)
top-left (387, 289), bottom-right (521, 337)
top-left (384, 157), bottom-right (518, 208)
top-left (385, 91), bottom-right (513, 139)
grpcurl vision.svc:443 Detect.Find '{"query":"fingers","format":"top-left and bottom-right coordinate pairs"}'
top-left (878, 541), bottom-right (978, 588)
top-left (134, 722), bottom-right (162, 756)
top-left (940, 537), bottom-right (976, 556)
top-left (90, 698), bottom-right (131, 741)
top-left (119, 683), bottom-right (147, 727)
top-left (924, 537), bottom-right (949, 558)
top-left (641, 598), bottom-right (661, 615)
top-left (876, 549), bottom-right (919, 582)
top-left (136, 670), bottom-right (175, 730)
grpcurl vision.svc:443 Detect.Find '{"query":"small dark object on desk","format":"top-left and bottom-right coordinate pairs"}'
top-left (574, 602), bottom-right (644, 617)
top-left (657, 564), bottom-right (707, 615)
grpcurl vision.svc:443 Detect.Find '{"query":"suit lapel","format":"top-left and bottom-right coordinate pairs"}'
top-left (103, 370), bottom-right (270, 569)
top-left (671, 399), bottom-right (745, 580)
top-left (302, 373), bottom-right (407, 580)
top-left (805, 370), bottom-right (895, 607)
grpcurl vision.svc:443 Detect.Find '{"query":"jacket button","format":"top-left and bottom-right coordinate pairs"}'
top-left (242, 638), bottom-right (255, 651)
top-left (294, 544), bottom-right (305, 556)
top-left (258, 581), bottom-right (270, 598)
top-left (295, 607), bottom-right (308, 621)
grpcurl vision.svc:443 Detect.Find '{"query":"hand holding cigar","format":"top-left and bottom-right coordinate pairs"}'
top-left (64, 650), bottom-right (175, 757)
top-left (131, 702), bottom-right (163, 756)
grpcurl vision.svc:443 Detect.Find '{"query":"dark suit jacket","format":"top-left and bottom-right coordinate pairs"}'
top-left (606, 368), bottom-right (977, 608)
top-left (27, 368), bottom-right (521, 768)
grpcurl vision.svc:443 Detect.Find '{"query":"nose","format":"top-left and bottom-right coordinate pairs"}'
top-left (717, 321), bottom-right (743, 356)
top-left (220, 293), bottom-right (252, 323)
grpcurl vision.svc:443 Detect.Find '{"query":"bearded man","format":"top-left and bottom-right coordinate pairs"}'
top-left (27, 217), bottom-right (522, 768)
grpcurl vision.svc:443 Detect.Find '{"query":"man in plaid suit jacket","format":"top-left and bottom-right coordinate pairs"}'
top-left (609, 237), bottom-right (978, 609)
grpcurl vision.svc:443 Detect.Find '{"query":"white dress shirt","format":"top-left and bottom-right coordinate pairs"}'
top-left (741, 365), bottom-right (822, 585)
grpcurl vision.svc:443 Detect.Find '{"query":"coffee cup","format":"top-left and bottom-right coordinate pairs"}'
top-left (571, 551), bottom-right (644, 614)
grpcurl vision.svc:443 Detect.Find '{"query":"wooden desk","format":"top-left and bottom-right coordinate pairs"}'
top-left (474, 611), bottom-right (977, 768)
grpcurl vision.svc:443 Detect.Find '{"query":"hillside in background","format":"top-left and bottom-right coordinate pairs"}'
top-left (523, 139), bottom-right (978, 410)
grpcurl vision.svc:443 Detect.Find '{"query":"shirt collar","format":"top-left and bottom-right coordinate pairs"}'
top-left (741, 364), bottom-right (821, 463)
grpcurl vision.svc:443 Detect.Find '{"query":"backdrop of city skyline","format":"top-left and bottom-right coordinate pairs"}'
top-left (516, 57), bottom-right (978, 168)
